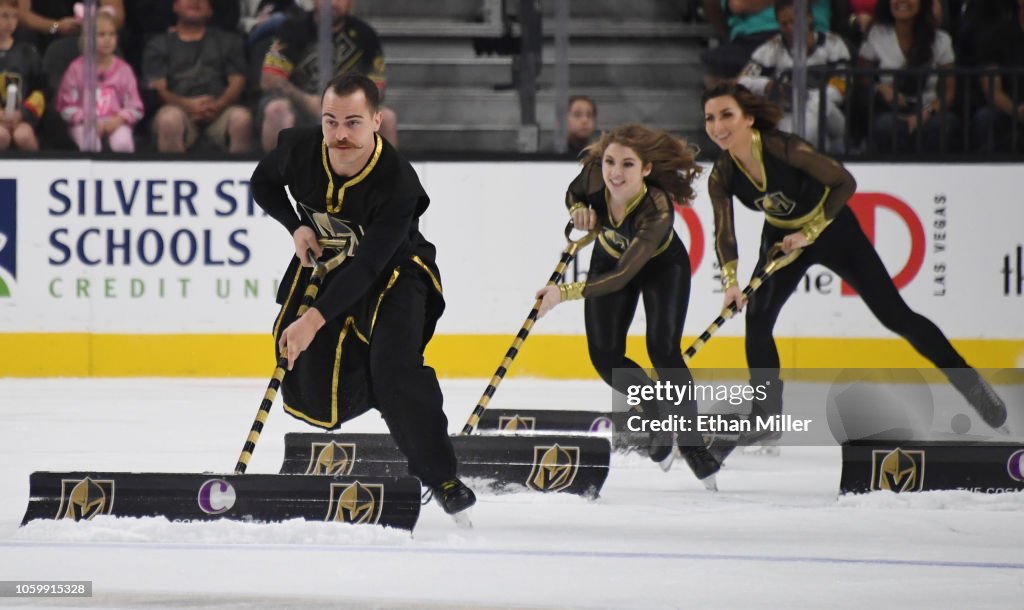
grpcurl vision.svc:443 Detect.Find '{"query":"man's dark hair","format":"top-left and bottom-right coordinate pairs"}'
top-left (569, 95), bottom-right (597, 118)
top-left (322, 74), bottom-right (381, 111)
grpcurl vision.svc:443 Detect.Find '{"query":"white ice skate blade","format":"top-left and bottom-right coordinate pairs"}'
top-left (701, 474), bottom-right (718, 492)
top-left (450, 509), bottom-right (473, 529)
top-left (658, 448), bottom-right (680, 472)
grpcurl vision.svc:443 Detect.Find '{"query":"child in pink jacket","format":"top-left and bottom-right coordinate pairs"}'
top-left (56, 10), bottom-right (142, 152)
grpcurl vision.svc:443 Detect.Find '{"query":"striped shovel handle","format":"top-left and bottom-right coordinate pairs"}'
top-left (234, 246), bottom-right (349, 473)
top-left (461, 222), bottom-right (598, 435)
top-left (683, 243), bottom-right (802, 364)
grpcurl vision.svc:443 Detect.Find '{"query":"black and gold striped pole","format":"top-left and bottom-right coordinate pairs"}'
top-left (461, 222), bottom-right (598, 435)
top-left (234, 245), bottom-right (349, 474)
top-left (683, 244), bottom-right (801, 364)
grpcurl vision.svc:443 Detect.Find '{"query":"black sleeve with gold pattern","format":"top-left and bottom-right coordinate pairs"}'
top-left (708, 158), bottom-right (740, 276)
top-left (565, 161), bottom-right (603, 211)
top-left (781, 133), bottom-right (857, 221)
top-left (581, 189), bottom-right (673, 298)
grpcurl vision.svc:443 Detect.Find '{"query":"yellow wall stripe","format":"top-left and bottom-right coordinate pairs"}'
top-left (0, 333), bottom-right (1020, 377)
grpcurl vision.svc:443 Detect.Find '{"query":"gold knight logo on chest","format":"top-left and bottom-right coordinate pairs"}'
top-left (299, 203), bottom-right (362, 256)
top-left (756, 191), bottom-right (797, 216)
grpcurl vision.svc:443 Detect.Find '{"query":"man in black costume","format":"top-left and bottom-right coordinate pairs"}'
top-left (250, 73), bottom-right (475, 517)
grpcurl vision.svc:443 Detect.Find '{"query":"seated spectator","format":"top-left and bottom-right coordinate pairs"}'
top-left (259, 0), bottom-right (395, 151)
top-left (566, 94), bottom-right (595, 156)
top-left (239, 0), bottom-right (303, 49)
top-left (739, 0), bottom-right (850, 152)
top-left (56, 8), bottom-right (141, 152)
top-left (142, 0), bottom-right (252, 153)
top-left (0, 0), bottom-right (43, 150)
top-left (858, 0), bottom-right (960, 153)
top-left (16, 0), bottom-right (123, 54)
top-left (972, 0), bottom-right (1024, 152)
top-left (701, 0), bottom-right (779, 87)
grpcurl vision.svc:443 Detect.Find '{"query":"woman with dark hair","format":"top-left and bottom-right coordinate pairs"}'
top-left (701, 82), bottom-right (1007, 445)
top-left (858, 0), bottom-right (960, 153)
top-left (536, 123), bottom-right (722, 488)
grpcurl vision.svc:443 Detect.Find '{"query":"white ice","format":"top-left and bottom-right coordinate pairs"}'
top-left (1, 378), bottom-right (1022, 609)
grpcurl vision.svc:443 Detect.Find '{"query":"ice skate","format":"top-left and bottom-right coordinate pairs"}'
top-left (648, 430), bottom-right (676, 471)
top-left (430, 478), bottom-right (476, 528)
top-left (949, 369), bottom-right (1009, 432)
top-left (680, 445), bottom-right (721, 491)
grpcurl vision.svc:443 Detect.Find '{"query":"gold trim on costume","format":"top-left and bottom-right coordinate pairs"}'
top-left (321, 134), bottom-right (384, 213)
top-left (730, 128), bottom-right (767, 192)
top-left (272, 267), bottom-right (303, 339)
top-left (370, 267), bottom-right (402, 337)
top-left (558, 282), bottom-right (586, 301)
top-left (799, 206), bottom-right (833, 243)
top-left (410, 255), bottom-right (443, 294)
top-left (606, 183), bottom-right (648, 228)
top-left (720, 260), bottom-right (739, 287)
top-left (282, 316), bottom-right (356, 429)
top-left (567, 201), bottom-right (587, 215)
top-left (763, 189), bottom-right (830, 229)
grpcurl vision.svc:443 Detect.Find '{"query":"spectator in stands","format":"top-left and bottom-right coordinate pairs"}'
top-left (142, 0), bottom-right (252, 153)
top-left (739, 0), bottom-right (850, 152)
top-left (566, 94), bottom-right (596, 156)
top-left (858, 0), bottom-right (960, 153)
top-left (123, 0), bottom-right (243, 74)
top-left (972, 0), bottom-right (1024, 152)
top-left (16, 0), bottom-right (123, 53)
top-left (56, 8), bottom-right (141, 152)
top-left (701, 0), bottom-right (779, 87)
top-left (0, 0), bottom-right (43, 150)
top-left (258, 0), bottom-right (396, 152)
top-left (239, 0), bottom-right (305, 49)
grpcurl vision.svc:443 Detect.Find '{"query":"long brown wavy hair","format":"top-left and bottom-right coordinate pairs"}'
top-left (581, 124), bottom-right (701, 205)
top-left (701, 82), bottom-right (783, 131)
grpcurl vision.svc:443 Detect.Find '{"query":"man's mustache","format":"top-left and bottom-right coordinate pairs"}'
top-left (332, 140), bottom-right (363, 149)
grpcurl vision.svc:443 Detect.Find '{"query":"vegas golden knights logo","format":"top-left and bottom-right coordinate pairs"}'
top-left (871, 448), bottom-right (926, 492)
top-left (306, 441), bottom-right (357, 475)
top-left (57, 478), bottom-right (115, 521)
top-left (326, 481), bottom-right (384, 525)
top-left (300, 203), bottom-right (361, 256)
top-left (527, 444), bottom-right (580, 492)
top-left (756, 191), bottom-right (797, 216)
top-left (498, 415), bottom-right (536, 432)
top-left (600, 229), bottom-right (629, 252)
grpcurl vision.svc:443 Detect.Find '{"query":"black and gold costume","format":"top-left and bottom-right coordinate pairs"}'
top-left (250, 126), bottom-right (455, 487)
top-left (709, 128), bottom-right (969, 417)
top-left (561, 163), bottom-right (704, 448)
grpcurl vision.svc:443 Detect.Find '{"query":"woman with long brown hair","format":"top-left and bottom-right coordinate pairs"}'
top-left (701, 82), bottom-right (1006, 447)
top-left (536, 123), bottom-right (722, 488)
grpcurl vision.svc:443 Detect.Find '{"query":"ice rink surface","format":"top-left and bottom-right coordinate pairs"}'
top-left (1, 377), bottom-right (1022, 609)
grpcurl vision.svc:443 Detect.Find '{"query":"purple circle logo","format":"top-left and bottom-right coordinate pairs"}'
top-left (1007, 450), bottom-right (1024, 483)
top-left (589, 416), bottom-right (613, 434)
top-left (197, 479), bottom-right (237, 515)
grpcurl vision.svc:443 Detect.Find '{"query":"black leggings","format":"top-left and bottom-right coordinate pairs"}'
top-left (584, 237), bottom-right (704, 446)
top-left (746, 207), bottom-right (967, 375)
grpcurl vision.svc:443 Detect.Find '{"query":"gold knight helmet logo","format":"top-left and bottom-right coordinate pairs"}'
top-left (527, 444), bottom-right (580, 492)
top-left (57, 477), bottom-right (115, 521)
top-left (756, 191), bottom-right (797, 216)
top-left (326, 481), bottom-right (384, 525)
top-left (299, 202), bottom-right (361, 256)
top-left (871, 448), bottom-right (926, 492)
top-left (498, 415), bottom-right (536, 432)
top-left (306, 441), bottom-right (357, 475)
